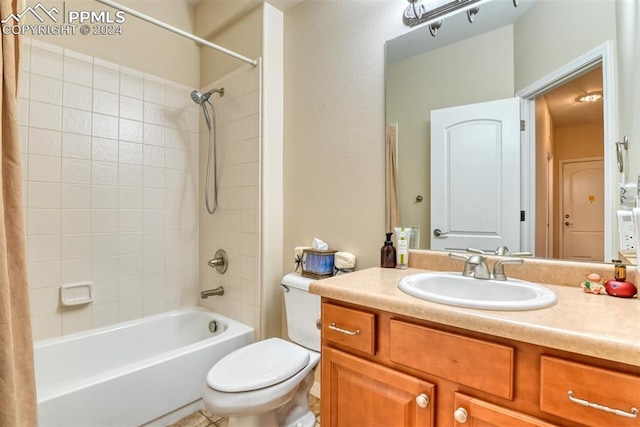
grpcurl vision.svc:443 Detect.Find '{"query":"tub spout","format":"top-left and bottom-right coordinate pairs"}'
top-left (201, 287), bottom-right (224, 298)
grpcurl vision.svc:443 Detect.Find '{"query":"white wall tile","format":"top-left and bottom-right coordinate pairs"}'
top-left (63, 57), bottom-right (93, 87)
top-left (63, 108), bottom-right (92, 135)
top-left (93, 65), bottom-right (119, 93)
top-left (120, 96), bottom-right (143, 121)
top-left (120, 71), bottom-right (143, 100)
top-left (63, 82), bottom-right (92, 110)
top-left (29, 101), bottom-right (61, 131)
top-left (60, 258), bottom-right (91, 284)
top-left (23, 40), bottom-right (207, 337)
top-left (61, 209), bottom-right (91, 234)
top-left (62, 133), bottom-right (91, 159)
top-left (27, 260), bottom-right (61, 289)
top-left (61, 234), bottom-right (91, 260)
top-left (28, 209), bottom-right (60, 235)
top-left (28, 182), bottom-right (60, 208)
top-left (92, 185), bottom-right (118, 209)
top-left (29, 128), bottom-right (61, 157)
top-left (119, 141), bottom-right (143, 164)
top-left (92, 113), bottom-right (119, 139)
top-left (92, 161), bottom-right (118, 185)
top-left (61, 184), bottom-right (91, 209)
top-left (30, 74), bottom-right (62, 105)
top-left (92, 137), bottom-right (118, 163)
top-left (93, 89), bottom-right (120, 116)
top-left (31, 46), bottom-right (63, 79)
top-left (119, 119), bottom-right (143, 143)
top-left (92, 233), bottom-right (119, 258)
top-left (61, 158), bottom-right (91, 184)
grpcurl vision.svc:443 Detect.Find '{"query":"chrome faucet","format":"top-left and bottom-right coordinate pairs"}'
top-left (467, 246), bottom-right (532, 257)
top-left (449, 253), bottom-right (491, 279)
top-left (492, 258), bottom-right (524, 281)
top-left (201, 287), bottom-right (224, 298)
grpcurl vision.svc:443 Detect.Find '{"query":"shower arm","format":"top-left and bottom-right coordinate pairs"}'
top-left (94, 0), bottom-right (257, 67)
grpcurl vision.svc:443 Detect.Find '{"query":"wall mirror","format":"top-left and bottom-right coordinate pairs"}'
top-left (385, 0), bottom-right (634, 264)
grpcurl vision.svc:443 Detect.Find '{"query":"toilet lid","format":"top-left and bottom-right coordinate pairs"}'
top-left (207, 337), bottom-right (310, 392)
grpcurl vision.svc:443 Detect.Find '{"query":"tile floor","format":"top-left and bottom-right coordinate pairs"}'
top-left (169, 395), bottom-right (321, 427)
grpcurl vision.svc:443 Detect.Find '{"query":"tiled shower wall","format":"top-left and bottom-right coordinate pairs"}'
top-left (199, 63), bottom-right (262, 336)
top-left (20, 38), bottom-right (200, 341)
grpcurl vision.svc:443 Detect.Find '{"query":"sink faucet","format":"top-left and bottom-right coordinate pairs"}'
top-left (449, 253), bottom-right (491, 279)
top-left (492, 258), bottom-right (524, 281)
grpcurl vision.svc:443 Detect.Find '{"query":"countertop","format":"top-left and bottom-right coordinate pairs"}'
top-left (309, 267), bottom-right (640, 367)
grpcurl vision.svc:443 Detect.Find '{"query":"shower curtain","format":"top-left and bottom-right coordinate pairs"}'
top-left (0, 0), bottom-right (37, 425)
top-left (385, 123), bottom-right (400, 232)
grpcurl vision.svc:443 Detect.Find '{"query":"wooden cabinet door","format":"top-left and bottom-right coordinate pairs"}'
top-left (322, 346), bottom-right (434, 427)
top-left (453, 393), bottom-right (558, 427)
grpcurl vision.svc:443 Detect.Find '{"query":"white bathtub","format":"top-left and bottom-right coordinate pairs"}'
top-left (34, 307), bottom-right (254, 427)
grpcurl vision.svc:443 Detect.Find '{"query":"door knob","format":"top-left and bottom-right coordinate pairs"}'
top-left (454, 407), bottom-right (468, 423)
top-left (433, 228), bottom-right (449, 237)
top-left (415, 393), bottom-right (429, 408)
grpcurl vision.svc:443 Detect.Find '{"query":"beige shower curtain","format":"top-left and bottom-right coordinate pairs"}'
top-left (0, 0), bottom-right (37, 425)
top-left (385, 123), bottom-right (399, 232)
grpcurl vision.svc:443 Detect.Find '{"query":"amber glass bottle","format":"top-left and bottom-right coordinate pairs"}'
top-left (380, 232), bottom-right (397, 268)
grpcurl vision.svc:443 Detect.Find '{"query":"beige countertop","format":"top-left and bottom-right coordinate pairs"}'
top-left (310, 266), bottom-right (640, 367)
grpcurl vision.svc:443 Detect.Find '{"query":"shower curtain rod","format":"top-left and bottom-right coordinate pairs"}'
top-left (94, 0), bottom-right (258, 67)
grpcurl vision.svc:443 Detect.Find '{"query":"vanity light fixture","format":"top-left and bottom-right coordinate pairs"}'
top-left (577, 92), bottom-right (603, 103)
top-left (403, 0), bottom-right (519, 36)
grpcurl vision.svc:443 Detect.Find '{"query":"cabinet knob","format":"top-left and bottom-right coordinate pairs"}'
top-left (453, 407), bottom-right (468, 423)
top-left (415, 393), bottom-right (429, 408)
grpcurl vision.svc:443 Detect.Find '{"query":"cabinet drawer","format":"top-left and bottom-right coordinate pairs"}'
top-left (322, 303), bottom-right (375, 354)
top-left (540, 356), bottom-right (640, 426)
top-left (454, 393), bottom-right (558, 427)
top-left (389, 319), bottom-right (514, 400)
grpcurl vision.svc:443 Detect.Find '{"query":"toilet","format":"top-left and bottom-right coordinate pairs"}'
top-left (202, 273), bottom-right (321, 427)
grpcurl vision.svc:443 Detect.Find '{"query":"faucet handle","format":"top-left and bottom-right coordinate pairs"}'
top-left (466, 248), bottom-right (486, 255)
top-left (449, 252), bottom-right (470, 262)
top-left (492, 257), bottom-right (524, 281)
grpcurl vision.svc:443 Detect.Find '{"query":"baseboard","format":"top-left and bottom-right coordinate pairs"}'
top-left (310, 380), bottom-right (321, 398)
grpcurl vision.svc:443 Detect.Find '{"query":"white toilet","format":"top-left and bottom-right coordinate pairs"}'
top-left (202, 273), bottom-right (321, 427)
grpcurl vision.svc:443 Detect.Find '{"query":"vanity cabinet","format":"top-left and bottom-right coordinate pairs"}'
top-left (320, 299), bottom-right (640, 427)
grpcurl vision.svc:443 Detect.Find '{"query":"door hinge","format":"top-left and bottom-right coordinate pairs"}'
top-left (520, 120), bottom-right (525, 131)
top-left (520, 210), bottom-right (526, 221)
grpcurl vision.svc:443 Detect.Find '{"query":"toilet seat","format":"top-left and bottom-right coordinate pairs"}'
top-left (207, 337), bottom-right (311, 392)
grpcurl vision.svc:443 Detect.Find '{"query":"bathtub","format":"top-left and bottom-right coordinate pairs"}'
top-left (34, 307), bottom-right (254, 427)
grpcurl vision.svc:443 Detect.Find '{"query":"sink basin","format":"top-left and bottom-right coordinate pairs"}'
top-left (398, 272), bottom-right (557, 311)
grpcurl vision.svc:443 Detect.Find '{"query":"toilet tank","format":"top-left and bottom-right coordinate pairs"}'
top-left (281, 273), bottom-right (321, 352)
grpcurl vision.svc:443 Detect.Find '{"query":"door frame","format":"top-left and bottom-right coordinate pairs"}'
top-left (516, 41), bottom-right (616, 261)
top-left (558, 157), bottom-right (605, 260)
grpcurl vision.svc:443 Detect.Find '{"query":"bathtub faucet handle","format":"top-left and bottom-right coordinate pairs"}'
top-left (208, 249), bottom-right (228, 274)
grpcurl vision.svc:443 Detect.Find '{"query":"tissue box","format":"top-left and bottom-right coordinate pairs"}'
top-left (302, 249), bottom-right (337, 279)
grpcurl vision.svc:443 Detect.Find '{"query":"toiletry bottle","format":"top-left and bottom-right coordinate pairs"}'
top-left (394, 227), bottom-right (411, 269)
top-left (380, 232), bottom-right (397, 268)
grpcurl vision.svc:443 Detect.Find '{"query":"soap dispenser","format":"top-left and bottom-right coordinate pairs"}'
top-left (380, 232), bottom-right (397, 268)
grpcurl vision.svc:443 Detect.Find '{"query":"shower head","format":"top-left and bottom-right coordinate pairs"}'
top-left (190, 88), bottom-right (224, 105)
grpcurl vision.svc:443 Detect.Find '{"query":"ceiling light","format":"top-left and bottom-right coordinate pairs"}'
top-left (577, 92), bottom-right (602, 103)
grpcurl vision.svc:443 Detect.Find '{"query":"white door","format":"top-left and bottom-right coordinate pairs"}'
top-left (431, 98), bottom-right (521, 253)
top-left (560, 159), bottom-right (604, 261)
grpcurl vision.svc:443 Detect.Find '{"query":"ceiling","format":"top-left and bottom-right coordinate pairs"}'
top-left (542, 66), bottom-right (603, 128)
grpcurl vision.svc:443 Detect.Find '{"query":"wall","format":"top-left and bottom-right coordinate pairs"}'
top-left (514, 0), bottom-right (616, 91)
top-left (386, 25), bottom-right (514, 248)
top-left (197, 4), bottom-right (283, 341)
top-left (535, 96), bottom-right (554, 257)
top-left (26, 0), bottom-right (199, 87)
top-left (22, 38), bottom-right (200, 340)
top-left (284, 0), bottom-right (406, 270)
top-left (198, 63), bottom-right (262, 335)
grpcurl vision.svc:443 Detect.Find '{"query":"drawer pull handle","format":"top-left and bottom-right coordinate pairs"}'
top-left (568, 391), bottom-right (639, 419)
top-left (415, 393), bottom-right (429, 408)
top-left (328, 322), bottom-right (360, 336)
